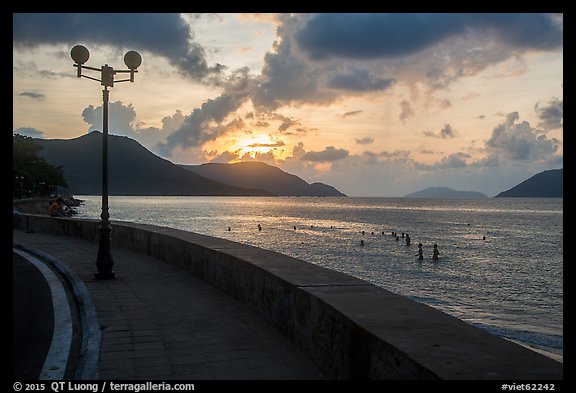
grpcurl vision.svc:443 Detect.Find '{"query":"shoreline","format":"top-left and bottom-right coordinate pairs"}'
top-left (513, 340), bottom-right (563, 364)
top-left (14, 196), bottom-right (83, 215)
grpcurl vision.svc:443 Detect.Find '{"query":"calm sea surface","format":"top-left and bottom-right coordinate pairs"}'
top-left (76, 196), bottom-right (563, 361)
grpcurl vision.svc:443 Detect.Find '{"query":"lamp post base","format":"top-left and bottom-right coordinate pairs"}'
top-left (93, 271), bottom-right (116, 280)
top-left (92, 272), bottom-right (116, 280)
top-left (94, 220), bottom-right (116, 280)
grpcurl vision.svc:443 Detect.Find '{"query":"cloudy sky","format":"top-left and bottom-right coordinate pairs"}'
top-left (13, 13), bottom-right (563, 196)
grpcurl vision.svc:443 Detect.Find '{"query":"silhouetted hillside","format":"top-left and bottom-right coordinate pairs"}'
top-left (182, 162), bottom-right (346, 197)
top-left (495, 169), bottom-right (563, 197)
top-left (34, 132), bottom-right (272, 196)
top-left (404, 187), bottom-right (488, 198)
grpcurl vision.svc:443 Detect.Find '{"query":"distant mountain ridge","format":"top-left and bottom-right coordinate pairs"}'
top-left (404, 187), bottom-right (488, 198)
top-left (495, 169), bottom-right (563, 197)
top-left (181, 162), bottom-right (347, 197)
top-left (35, 132), bottom-right (272, 196)
top-left (33, 132), bottom-right (345, 197)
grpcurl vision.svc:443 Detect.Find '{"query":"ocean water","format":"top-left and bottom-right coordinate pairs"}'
top-left (75, 196), bottom-right (563, 361)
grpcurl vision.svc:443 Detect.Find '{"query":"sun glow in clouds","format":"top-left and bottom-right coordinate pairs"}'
top-left (204, 131), bottom-right (289, 164)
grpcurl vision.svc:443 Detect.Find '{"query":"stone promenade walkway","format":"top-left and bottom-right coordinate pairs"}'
top-left (13, 229), bottom-right (325, 380)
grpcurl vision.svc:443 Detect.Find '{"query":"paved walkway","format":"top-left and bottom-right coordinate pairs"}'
top-left (13, 229), bottom-right (325, 380)
top-left (13, 252), bottom-right (59, 379)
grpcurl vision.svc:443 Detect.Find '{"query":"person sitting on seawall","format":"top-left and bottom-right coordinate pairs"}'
top-left (432, 244), bottom-right (440, 260)
top-left (48, 197), bottom-right (67, 217)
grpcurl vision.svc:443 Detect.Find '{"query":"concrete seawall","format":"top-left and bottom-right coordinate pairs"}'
top-left (13, 213), bottom-right (563, 380)
top-left (13, 198), bottom-right (52, 214)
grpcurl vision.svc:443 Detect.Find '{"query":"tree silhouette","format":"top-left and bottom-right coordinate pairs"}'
top-left (13, 134), bottom-right (68, 198)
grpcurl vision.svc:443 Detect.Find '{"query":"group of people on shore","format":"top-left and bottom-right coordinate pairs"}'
top-left (47, 195), bottom-right (82, 217)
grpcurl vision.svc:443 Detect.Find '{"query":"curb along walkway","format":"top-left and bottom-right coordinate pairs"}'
top-left (13, 229), bottom-right (325, 380)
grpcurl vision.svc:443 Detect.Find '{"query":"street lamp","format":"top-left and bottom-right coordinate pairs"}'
top-left (15, 176), bottom-right (25, 199)
top-left (71, 45), bottom-right (142, 280)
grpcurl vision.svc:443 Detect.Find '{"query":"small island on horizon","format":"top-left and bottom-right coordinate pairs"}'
top-left (405, 168), bottom-right (562, 199)
top-left (404, 187), bottom-right (488, 199)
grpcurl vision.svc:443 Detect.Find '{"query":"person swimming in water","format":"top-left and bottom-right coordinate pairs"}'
top-left (416, 243), bottom-right (423, 260)
top-left (432, 244), bottom-right (440, 260)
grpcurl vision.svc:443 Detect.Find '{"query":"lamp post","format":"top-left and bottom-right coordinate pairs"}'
top-left (71, 45), bottom-right (142, 280)
top-left (15, 176), bottom-right (24, 199)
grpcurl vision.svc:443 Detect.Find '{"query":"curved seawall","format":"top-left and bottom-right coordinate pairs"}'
top-left (13, 213), bottom-right (562, 380)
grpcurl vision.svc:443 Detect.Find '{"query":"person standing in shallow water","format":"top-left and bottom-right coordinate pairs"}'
top-left (432, 244), bottom-right (440, 260)
top-left (416, 243), bottom-right (423, 260)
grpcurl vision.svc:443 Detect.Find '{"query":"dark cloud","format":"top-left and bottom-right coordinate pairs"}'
top-left (252, 15), bottom-right (398, 110)
top-left (19, 91), bottom-right (45, 100)
top-left (301, 146), bottom-right (349, 162)
top-left (239, 151), bottom-right (276, 165)
top-left (210, 150), bottom-right (240, 163)
top-left (156, 92), bottom-right (248, 156)
top-left (295, 13), bottom-right (562, 60)
top-left (13, 127), bottom-right (44, 138)
top-left (535, 98), bottom-right (563, 130)
top-left (292, 142), bottom-right (306, 158)
top-left (355, 137), bottom-right (374, 145)
top-left (253, 38), bottom-right (334, 109)
top-left (327, 68), bottom-right (395, 92)
top-left (440, 124), bottom-right (457, 138)
top-left (377, 150), bottom-right (411, 159)
top-left (280, 13), bottom-right (562, 106)
top-left (505, 112), bottom-right (520, 127)
top-left (423, 124), bottom-right (458, 138)
top-left (485, 112), bottom-right (560, 161)
top-left (273, 114), bottom-right (299, 132)
top-left (13, 13), bottom-right (222, 82)
top-left (247, 141), bottom-right (285, 148)
top-left (437, 152), bottom-right (470, 168)
top-left (160, 110), bottom-right (186, 134)
top-left (399, 100), bottom-right (414, 123)
top-left (341, 110), bottom-right (362, 118)
top-left (154, 66), bottom-right (257, 155)
top-left (255, 13), bottom-right (562, 111)
top-left (246, 112), bottom-right (299, 132)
